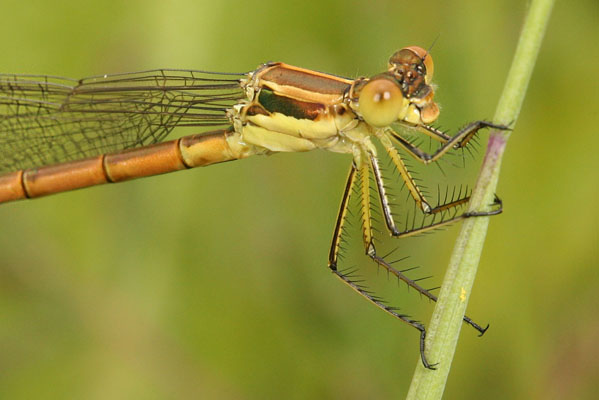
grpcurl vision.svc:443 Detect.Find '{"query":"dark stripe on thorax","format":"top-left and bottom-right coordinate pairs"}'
top-left (257, 89), bottom-right (324, 120)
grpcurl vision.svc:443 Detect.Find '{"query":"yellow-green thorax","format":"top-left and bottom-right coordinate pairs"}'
top-left (224, 47), bottom-right (438, 167)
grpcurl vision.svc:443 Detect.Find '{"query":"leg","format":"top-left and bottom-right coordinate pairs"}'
top-left (331, 268), bottom-right (437, 369)
top-left (369, 126), bottom-right (504, 335)
top-left (366, 155), bottom-right (497, 332)
top-left (387, 121), bottom-right (509, 164)
top-left (377, 132), bottom-right (485, 216)
top-left (368, 150), bottom-right (502, 240)
top-left (376, 133), bottom-right (433, 214)
top-left (327, 164), bottom-right (437, 369)
top-left (328, 162), bottom-right (491, 370)
top-left (328, 164), bottom-right (358, 268)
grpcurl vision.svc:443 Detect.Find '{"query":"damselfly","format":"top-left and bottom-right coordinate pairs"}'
top-left (0, 46), bottom-right (506, 369)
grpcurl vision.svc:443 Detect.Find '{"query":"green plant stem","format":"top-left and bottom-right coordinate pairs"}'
top-left (406, 0), bottom-right (555, 398)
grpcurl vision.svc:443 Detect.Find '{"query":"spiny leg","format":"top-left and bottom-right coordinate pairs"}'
top-left (368, 150), bottom-right (500, 241)
top-left (367, 253), bottom-right (490, 335)
top-left (328, 160), bottom-right (379, 266)
top-left (375, 125), bottom-right (506, 235)
top-left (376, 133), bottom-right (432, 214)
top-left (326, 126), bottom-right (506, 364)
top-left (388, 121), bottom-right (509, 165)
top-left (328, 160), bottom-right (490, 336)
top-left (327, 163), bottom-right (437, 369)
top-left (358, 161), bottom-right (376, 257)
top-left (391, 195), bottom-right (503, 239)
top-left (328, 164), bottom-right (358, 268)
top-left (369, 153), bottom-right (400, 236)
top-left (377, 133), bottom-right (474, 216)
top-left (332, 268), bottom-right (437, 369)
top-left (418, 124), bottom-right (452, 143)
top-left (365, 152), bottom-right (493, 334)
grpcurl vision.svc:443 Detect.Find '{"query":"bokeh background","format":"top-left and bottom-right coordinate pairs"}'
top-left (0, 0), bottom-right (597, 398)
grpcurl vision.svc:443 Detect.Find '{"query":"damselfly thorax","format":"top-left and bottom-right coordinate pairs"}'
top-left (227, 47), bottom-right (440, 166)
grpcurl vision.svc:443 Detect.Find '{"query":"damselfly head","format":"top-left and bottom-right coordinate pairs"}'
top-left (389, 46), bottom-right (434, 85)
top-left (388, 46), bottom-right (439, 125)
top-left (354, 46), bottom-right (439, 128)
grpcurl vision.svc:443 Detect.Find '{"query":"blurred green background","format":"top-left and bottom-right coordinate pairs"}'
top-left (0, 0), bottom-right (597, 398)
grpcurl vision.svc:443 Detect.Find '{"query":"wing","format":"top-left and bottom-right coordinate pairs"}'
top-left (0, 69), bottom-right (246, 172)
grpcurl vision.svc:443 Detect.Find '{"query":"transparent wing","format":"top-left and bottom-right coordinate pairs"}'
top-left (0, 69), bottom-right (246, 172)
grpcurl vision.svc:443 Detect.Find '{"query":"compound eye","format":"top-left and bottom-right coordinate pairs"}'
top-left (358, 78), bottom-right (404, 127)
